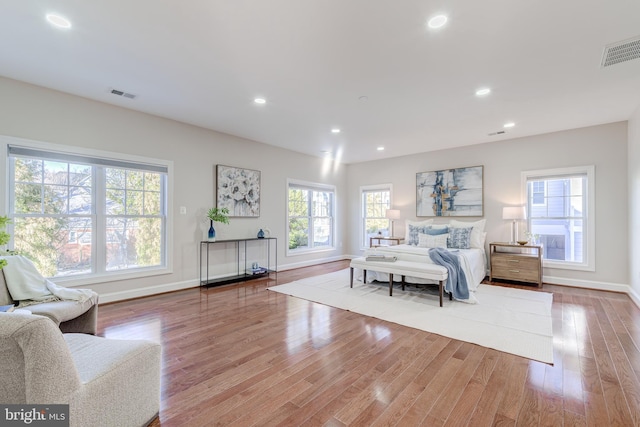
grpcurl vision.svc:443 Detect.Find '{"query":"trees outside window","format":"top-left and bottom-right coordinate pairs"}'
top-left (287, 181), bottom-right (334, 253)
top-left (361, 186), bottom-right (392, 248)
top-left (7, 144), bottom-right (168, 279)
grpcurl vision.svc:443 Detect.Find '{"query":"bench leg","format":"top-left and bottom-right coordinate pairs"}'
top-left (350, 267), bottom-right (354, 288)
top-left (401, 275), bottom-right (406, 291)
top-left (363, 269), bottom-right (367, 283)
top-left (439, 280), bottom-right (444, 307)
top-left (389, 274), bottom-right (393, 296)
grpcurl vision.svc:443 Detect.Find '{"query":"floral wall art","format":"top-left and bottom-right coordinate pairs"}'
top-left (216, 165), bottom-right (260, 217)
top-left (416, 165), bottom-right (483, 217)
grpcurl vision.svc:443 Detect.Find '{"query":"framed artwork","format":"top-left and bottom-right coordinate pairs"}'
top-left (216, 165), bottom-right (260, 217)
top-left (416, 165), bottom-right (483, 217)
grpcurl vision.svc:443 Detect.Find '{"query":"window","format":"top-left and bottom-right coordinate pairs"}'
top-left (531, 181), bottom-right (546, 205)
top-left (5, 141), bottom-right (170, 281)
top-left (522, 166), bottom-right (595, 271)
top-left (287, 180), bottom-right (335, 253)
top-left (361, 185), bottom-right (391, 248)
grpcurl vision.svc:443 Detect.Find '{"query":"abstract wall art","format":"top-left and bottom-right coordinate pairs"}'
top-left (416, 165), bottom-right (483, 217)
top-left (216, 165), bottom-right (260, 217)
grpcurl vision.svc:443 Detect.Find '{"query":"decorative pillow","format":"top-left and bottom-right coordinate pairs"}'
top-left (418, 233), bottom-right (449, 248)
top-left (405, 220), bottom-right (433, 245)
top-left (450, 219), bottom-right (486, 249)
top-left (447, 227), bottom-right (472, 249)
top-left (423, 225), bottom-right (449, 235)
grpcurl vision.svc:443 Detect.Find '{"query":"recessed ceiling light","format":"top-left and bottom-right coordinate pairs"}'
top-left (254, 98), bottom-right (266, 104)
top-left (427, 15), bottom-right (448, 29)
top-left (46, 13), bottom-right (71, 29)
top-left (475, 88), bottom-right (491, 96)
top-left (331, 128), bottom-right (341, 134)
top-left (503, 122), bottom-right (515, 128)
top-left (377, 146), bottom-right (385, 151)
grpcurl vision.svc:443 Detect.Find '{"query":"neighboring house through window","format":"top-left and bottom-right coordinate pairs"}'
top-left (3, 137), bottom-right (171, 282)
top-left (360, 185), bottom-right (392, 248)
top-left (523, 166), bottom-right (595, 271)
top-left (287, 180), bottom-right (335, 254)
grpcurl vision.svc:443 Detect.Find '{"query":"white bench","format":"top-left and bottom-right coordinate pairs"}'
top-left (349, 257), bottom-right (451, 307)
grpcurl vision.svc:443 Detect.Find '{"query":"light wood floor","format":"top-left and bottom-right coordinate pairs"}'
top-left (97, 261), bottom-right (640, 426)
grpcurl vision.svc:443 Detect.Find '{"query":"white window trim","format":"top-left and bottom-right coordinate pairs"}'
top-left (521, 165), bottom-right (595, 272)
top-left (359, 183), bottom-right (393, 251)
top-left (286, 178), bottom-right (336, 256)
top-left (1, 134), bottom-right (174, 286)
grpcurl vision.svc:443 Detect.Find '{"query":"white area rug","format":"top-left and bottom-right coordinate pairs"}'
top-left (267, 269), bottom-right (554, 364)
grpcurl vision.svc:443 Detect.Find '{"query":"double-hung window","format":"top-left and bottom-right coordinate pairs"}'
top-left (361, 185), bottom-right (392, 248)
top-left (5, 141), bottom-right (170, 280)
top-left (523, 166), bottom-right (595, 271)
top-left (287, 180), bottom-right (335, 253)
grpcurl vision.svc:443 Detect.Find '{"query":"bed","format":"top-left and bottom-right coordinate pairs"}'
top-left (359, 218), bottom-right (489, 301)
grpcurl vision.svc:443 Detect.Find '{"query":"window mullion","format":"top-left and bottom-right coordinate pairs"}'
top-left (94, 166), bottom-right (105, 274)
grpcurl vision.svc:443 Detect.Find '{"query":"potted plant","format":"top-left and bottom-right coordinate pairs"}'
top-left (206, 207), bottom-right (230, 242)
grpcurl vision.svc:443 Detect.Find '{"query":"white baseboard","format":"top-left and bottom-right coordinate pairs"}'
top-left (277, 255), bottom-right (350, 271)
top-left (99, 279), bottom-right (198, 304)
top-left (543, 274), bottom-right (630, 293)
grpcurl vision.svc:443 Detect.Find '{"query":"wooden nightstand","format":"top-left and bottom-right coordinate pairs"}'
top-left (489, 242), bottom-right (543, 288)
top-left (370, 236), bottom-right (404, 248)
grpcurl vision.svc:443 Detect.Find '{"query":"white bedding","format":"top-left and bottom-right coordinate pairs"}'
top-left (362, 244), bottom-right (487, 291)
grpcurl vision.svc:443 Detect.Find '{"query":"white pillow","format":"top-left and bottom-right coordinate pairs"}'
top-left (449, 219), bottom-right (486, 249)
top-left (418, 233), bottom-right (449, 248)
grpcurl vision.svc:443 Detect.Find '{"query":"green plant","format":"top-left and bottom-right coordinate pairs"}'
top-left (207, 207), bottom-right (230, 224)
top-left (0, 215), bottom-right (11, 270)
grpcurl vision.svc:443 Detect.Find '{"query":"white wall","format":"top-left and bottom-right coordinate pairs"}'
top-left (0, 77), bottom-right (347, 301)
top-left (629, 105), bottom-right (640, 302)
top-left (347, 122), bottom-right (629, 291)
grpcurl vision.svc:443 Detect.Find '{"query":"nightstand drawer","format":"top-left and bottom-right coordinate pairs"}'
top-left (491, 255), bottom-right (539, 271)
top-left (491, 265), bottom-right (540, 283)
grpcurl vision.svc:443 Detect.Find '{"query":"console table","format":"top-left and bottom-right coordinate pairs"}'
top-left (199, 237), bottom-right (277, 287)
top-left (370, 236), bottom-right (404, 248)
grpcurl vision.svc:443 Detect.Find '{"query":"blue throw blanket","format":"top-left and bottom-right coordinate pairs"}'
top-left (428, 247), bottom-right (469, 300)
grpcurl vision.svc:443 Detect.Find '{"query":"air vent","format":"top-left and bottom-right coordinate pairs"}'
top-left (601, 35), bottom-right (640, 67)
top-left (110, 88), bottom-right (137, 99)
top-left (488, 130), bottom-right (506, 136)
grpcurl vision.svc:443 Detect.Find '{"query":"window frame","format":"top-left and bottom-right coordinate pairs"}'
top-left (1, 135), bottom-right (173, 286)
top-left (360, 184), bottom-right (393, 250)
top-left (286, 179), bottom-right (336, 256)
top-left (521, 166), bottom-right (595, 272)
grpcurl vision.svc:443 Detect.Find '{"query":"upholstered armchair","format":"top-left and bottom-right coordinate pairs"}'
top-left (0, 312), bottom-right (161, 427)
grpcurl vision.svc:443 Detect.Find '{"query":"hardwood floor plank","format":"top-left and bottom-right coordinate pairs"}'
top-left (95, 260), bottom-right (640, 426)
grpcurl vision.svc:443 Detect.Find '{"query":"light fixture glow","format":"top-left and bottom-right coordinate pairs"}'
top-left (503, 122), bottom-right (515, 128)
top-left (331, 128), bottom-right (341, 134)
top-left (46, 13), bottom-right (71, 29)
top-left (254, 98), bottom-right (266, 104)
top-left (427, 15), bottom-right (448, 29)
top-left (377, 146), bottom-right (385, 151)
top-left (475, 88), bottom-right (491, 96)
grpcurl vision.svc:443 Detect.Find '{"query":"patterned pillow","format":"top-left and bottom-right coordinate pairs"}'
top-left (447, 227), bottom-right (472, 249)
top-left (407, 224), bottom-right (429, 245)
top-left (418, 233), bottom-right (449, 248)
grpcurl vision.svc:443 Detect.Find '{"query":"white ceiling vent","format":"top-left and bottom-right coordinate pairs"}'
top-left (110, 88), bottom-right (137, 99)
top-left (601, 35), bottom-right (640, 67)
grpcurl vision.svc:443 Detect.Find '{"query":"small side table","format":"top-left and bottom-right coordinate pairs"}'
top-left (370, 236), bottom-right (404, 248)
top-left (489, 242), bottom-right (543, 287)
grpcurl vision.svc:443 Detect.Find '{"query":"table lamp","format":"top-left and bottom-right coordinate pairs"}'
top-left (502, 206), bottom-right (526, 244)
top-left (385, 209), bottom-right (401, 237)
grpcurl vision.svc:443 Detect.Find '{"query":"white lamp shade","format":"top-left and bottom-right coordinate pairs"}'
top-left (502, 206), bottom-right (526, 220)
top-left (385, 209), bottom-right (401, 220)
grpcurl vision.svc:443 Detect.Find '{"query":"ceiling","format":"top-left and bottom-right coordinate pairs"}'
top-left (1, 1), bottom-right (640, 164)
